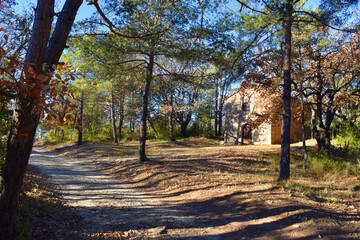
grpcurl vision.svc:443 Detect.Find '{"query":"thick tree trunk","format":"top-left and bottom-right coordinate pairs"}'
top-left (0, 0), bottom-right (82, 238)
top-left (180, 123), bottom-right (187, 137)
top-left (0, 101), bottom-right (40, 239)
top-left (110, 92), bottom-right (118, 143)
top-left (176, 112), bottom-right (191, 138)
top-left (279, 0), bottom-right (292, 181)
top-left (179, 114), bottom-right (191, 138)
top-left (314, 93), bottom-right (331, 150)
top-left (138, 54), bottom-right (154, 163)
top-left (77, 91), bottom-right (84, 146)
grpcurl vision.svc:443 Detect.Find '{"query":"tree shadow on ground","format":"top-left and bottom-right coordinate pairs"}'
top-left (33, 144), bottom-right (360, 239)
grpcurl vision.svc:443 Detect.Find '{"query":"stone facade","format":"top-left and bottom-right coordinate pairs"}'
top-left (224, 86), bottom-right (310, 145)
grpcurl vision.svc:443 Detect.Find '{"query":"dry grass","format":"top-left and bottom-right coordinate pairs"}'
top-left (40, 138), bottom-right (360, 208)
top-left (34, 137), bottom-right (360, 239)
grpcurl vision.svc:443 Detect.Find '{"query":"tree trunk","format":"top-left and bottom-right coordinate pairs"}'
top-left (148, 116), bottom-right (158, 139)
top-left (300, 80), bottom-right (308, 172)
top-left (180, 123), bottom-right (187, 137)
top-left (179, 113), bottom-right (191, 138)
top-left (218, 100), bottom-right (224, 137)
top-left (214, 78), bottom-right (219, 137)
top-left (118, 93), bottom-right (125, 140)
top-left (0, 0), bottom-right (82, 238)
top-left (0, 100), bottom-right (40, 240)
top-left (60, 129), bottom-right (65, 141)
top-left (279, 0), bottom-right (292, 181)
top-left (77, 91), bottom-right (84, 146)
top-left (130, 117), bottom-right (134, 133)
top-left (169, 92), bottom-right (175, 142)
top-left (138, 54), bottom-right (154, 162)
top-left (110, 92), bottom-right (118, 143)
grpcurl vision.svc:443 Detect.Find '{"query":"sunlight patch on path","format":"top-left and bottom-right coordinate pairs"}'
top-left (29, 150), bottom-right (196, 234)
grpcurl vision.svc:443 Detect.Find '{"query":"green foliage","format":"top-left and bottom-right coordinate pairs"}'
top-left (0, 107), bottom-right (11, 168)
top-left (270, 154), bottom-right (280, 171)
top-left (305, 151), bottom-right (356, 177)
top-left (122, 130), bottom-right (140, 141)
top-left (334, 124), bottom-right (360, 153)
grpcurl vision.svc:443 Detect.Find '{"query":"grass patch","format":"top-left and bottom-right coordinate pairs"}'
top-left (305, 150), bottom-right (359, 177)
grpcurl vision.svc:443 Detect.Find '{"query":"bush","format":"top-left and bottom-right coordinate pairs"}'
top-left (306, 151), bottom-right (356, 177)
top-left (334, 124), bottom-right (360, 153)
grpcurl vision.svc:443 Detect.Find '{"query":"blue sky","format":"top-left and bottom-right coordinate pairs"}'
top-left (14, 0), bottom-right (322, 23)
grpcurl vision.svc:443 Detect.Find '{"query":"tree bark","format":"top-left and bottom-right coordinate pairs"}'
top-left (279, 0), bottom-right (292, 181)
top-left (176, 111), bottom-right (191, 138)
top-left (0, 0), bottom-right (82, 238)
top-left (129, 117), bottom-right (134, 133)
top-left (148, 116), bottom-right (158, 139)
top-left (300, 80), bottom-right (308, 172)
top-left (179, 113), bottom-right (191, 138)
top-left (138, 54), bottom-right (154, 162)
top-left (169, 92), bottom-right (175, 142)
top-left (118, 93), bottom-right (125, 140)
top-left (214, 78), bottom-right (219, 137)
top-left (110, 92), bottom-right (118, 143)
top-left (77, 91), bottom-right (84, 146)
top-left (218, 98), bottom-right (224, 137)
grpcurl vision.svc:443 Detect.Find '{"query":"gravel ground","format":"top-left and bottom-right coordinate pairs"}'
top-left (29, 149), bottom-right (199, 239)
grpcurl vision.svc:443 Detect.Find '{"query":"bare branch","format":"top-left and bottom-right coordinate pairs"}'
top-left (294, 10), bottom-right (356, 33)
top-left (236, 0), bottom-right (268, 15)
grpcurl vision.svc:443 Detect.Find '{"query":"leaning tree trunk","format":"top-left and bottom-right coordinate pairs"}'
top-left (148, 115), bottom-right (158, 139)
top-left (138, 54), bottom-right (154, 163)
top-left (279, 0), bottom-right (293, 181)
top-left (110, 92), bottom-right (118, 143)
top-left (77, 91), bottom-right (84, 146)
top-left (0, 0), bottom-right (82, 238)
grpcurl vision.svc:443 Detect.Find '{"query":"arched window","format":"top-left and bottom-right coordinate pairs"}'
top-left (242, 102), bottom-right (250, 112)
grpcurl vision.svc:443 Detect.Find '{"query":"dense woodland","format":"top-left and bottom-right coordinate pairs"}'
top-left (0, 0), bottom-right (360, 238)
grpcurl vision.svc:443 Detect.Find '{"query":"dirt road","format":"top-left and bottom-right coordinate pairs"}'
top-left (29, 149), bottom-right (201, 239)
top-left (29, 145), bottom-right (360, 239)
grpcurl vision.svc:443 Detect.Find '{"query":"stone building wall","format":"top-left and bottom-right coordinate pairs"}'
top-left (224, 87), bottom-right (272, 144)
top-left (224, 87), bottom-right (311, 145)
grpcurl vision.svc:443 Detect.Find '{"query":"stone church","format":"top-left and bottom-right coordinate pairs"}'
top-left (223, 85), bottom-right (310, 145)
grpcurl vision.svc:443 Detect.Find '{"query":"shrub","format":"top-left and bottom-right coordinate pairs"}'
top-left (335, 124), bottom-right (360, 153)
top-left (306, 151), bottom-right (356, 177)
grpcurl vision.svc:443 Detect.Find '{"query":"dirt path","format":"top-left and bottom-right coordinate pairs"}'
top-left (29, 149), bottom-right (199, 239)
top-left (29, 145), bottom-right (360, 239)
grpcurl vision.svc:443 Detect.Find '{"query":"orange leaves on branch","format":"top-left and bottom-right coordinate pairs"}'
top-left (0, 27), bottom-right (79, 129)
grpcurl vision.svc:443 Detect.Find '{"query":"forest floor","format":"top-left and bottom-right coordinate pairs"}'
top-left (26, 138), bottom-right (360, 239)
